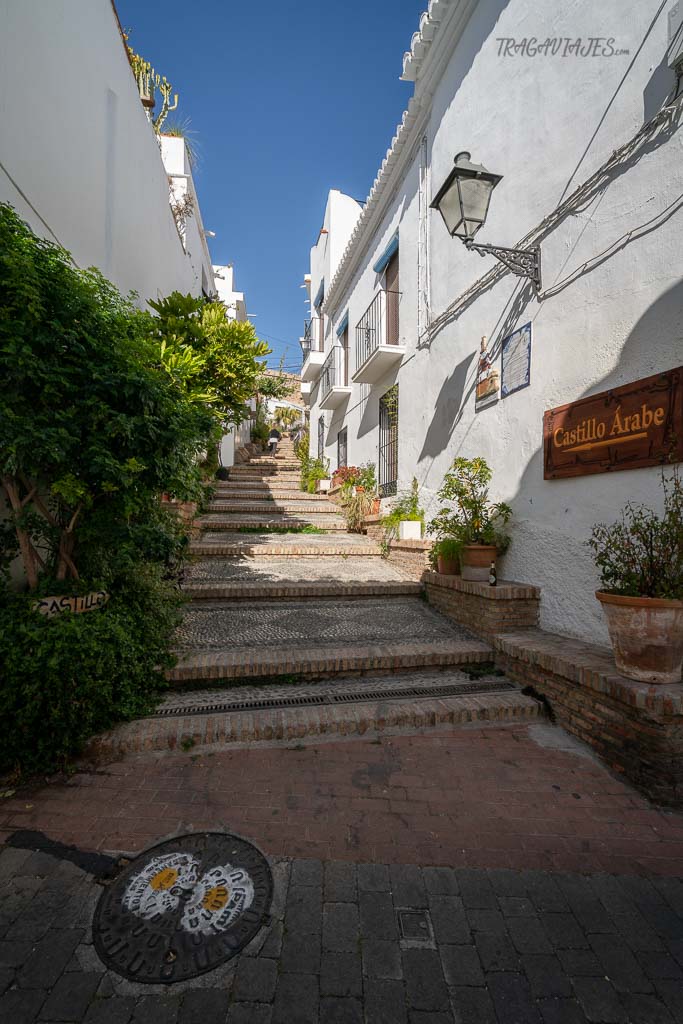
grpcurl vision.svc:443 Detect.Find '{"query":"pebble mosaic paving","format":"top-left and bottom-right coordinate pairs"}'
top-left (196, 532), bottom-right (379, 549)
top-left (175, 597), bottom-right (474, 651)
top-left (184, 557), bottom-right (411, 585)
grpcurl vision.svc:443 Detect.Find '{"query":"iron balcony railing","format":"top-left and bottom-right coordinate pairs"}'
top-left (355, 290), bottom-right (400, 372)
top-left (301, 316), bottom-right (324, 357)
top-left (320, 344), bottom-right (348, 399)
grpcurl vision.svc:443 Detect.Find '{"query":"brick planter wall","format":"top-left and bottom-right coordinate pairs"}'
top-left (361, 515), bottom-right (433, 580)
top-left (494, 630), bottom-right (683, 808)
top-left (424, 571), bottom-right (540, 637)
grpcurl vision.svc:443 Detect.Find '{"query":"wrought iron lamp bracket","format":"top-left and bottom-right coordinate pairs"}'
top-left (463, 238), bottom-right (542, 292)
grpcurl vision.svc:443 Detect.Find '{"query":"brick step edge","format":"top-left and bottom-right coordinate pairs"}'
top-left (213, 490), bottom-right (329, 499)
top-left (188, 544), bottom-right (382, 556)
top-left (207, 505), bottom-right (341, 514)
top-left (84, 690), bottom-right (538, 760)
top-left (182, 581), bottom-right (423, 600)
top-left (197, 522), bottom-right (347, 532)
top-left (166, 639), bottom-right (492, 684)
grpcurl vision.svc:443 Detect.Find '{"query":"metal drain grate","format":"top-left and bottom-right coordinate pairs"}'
top-left (155, 679), bottom-right (515, 718)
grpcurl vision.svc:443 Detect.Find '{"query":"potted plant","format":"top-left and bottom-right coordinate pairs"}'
top-left (432, 537), bottom-right (463, 575)
top-left (342, 488), bottom-right (376, 533)
top-left (589, 471), bottom-right (683, 684)
top-left (381, 478), bottom-right (425, 541)
top-left (428, 457), bottom-right (511, 581)
top-left (303, 457), bottom-right (330, 495)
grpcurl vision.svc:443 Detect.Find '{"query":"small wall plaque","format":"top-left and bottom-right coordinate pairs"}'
top-left (501, 322), bottom-right (531, 398)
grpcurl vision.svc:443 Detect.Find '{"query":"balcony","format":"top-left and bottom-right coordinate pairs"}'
top-left (353, 290), bottom-right (405, 385)
top-left (319, 345), bottom-right (352, 411)
top-left (300, 317), bottom-right (325, 381)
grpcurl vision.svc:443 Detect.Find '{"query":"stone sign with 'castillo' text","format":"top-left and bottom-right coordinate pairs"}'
top-left (544, 367), bottom-right (682, 479)
top-left (34, 591), bottom-right (110, 618)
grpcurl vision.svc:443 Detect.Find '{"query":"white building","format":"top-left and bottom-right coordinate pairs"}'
top-left (0, 0), bottom-right (215, 304)
top-left (303, 0), bottom-right (683, 646)
top-left (213, 263), bottom-right (248, 320)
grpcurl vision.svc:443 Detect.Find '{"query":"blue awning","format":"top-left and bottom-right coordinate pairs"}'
top-left (336, 311), bottom-right (349, 337)
top-left (372, 232), bottom-right (399, 274)
top-left (313, 279), bottom-right (325, 309)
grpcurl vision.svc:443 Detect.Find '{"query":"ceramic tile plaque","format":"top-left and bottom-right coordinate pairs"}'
top-left (543, 367), bottom-right (683, 479)
top-left (501, 322), bottom-right (532, 398)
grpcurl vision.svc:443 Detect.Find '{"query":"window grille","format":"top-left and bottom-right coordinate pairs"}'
top-left (317, 416), bottom-right (325, 460)
top-left (378, 385), bottom-right (398, 497)
top-left (337, 428), bottom-right (347, 470)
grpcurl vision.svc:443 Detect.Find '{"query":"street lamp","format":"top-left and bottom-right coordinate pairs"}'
top-left (430, 151), bottom-right (542, 292)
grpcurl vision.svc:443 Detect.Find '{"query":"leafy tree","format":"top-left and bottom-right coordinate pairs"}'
top-left (0, 203), bottom-right (213, 589)
top-left (149, 292), bottom-right (281, 426)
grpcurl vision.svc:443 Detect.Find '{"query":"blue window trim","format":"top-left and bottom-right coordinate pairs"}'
top-left (372, 233), bottom-right (399, 275)
top-left (336, 311), bottom-right (349, 337)
top-left (313, 279), bottom-right (325, 309)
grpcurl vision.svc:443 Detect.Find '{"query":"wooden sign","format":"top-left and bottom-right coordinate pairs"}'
top-left (34, 591), bottom-right (109, 618)
top-left (544, 367), bottom-right (683, 479)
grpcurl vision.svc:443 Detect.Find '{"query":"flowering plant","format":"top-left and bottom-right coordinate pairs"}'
top-left (332, 466), bottom-right (359, 486)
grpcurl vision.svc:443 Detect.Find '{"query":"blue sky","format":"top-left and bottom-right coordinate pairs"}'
top-left (115, 0), bottom-right (424, 371)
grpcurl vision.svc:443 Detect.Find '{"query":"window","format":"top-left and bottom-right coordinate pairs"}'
top-left (317, 416), bottom-right (325, 460)
top-left (337, 428), bottom-right (347, 470)
top-left (378, 385), bottom-right (398, 497)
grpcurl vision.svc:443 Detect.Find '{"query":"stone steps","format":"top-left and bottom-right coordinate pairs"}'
top-left (228, 471), bottom-right (301, 481)
top-left (189, 535), bottom-right (382, 556)
top-left (182, 580), bottom-right (423, 600)
top-left (184, 554), bottom-right (405, 583)
top-left (86, 669), bottom-right (539, 758)
top-left (167, 637), bottom-right (493, 685)
top-left (196, 516), bottom-right (347, 532)
top-left (168, 596), bottom-right (490, 685)
top-left (213, 488), bottom-right (329, 500)
top-left (207, 502), bottom-right (342, 514)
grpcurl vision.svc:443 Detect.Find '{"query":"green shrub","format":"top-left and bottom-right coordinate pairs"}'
top-left (381, 477), bottom-right (424, 538)
top-left (589, 470), bottom-right (683, 599)
top-left (0, 567), bottom-right (180, 776)
top-left (428, 457), bottom-right (511, 551)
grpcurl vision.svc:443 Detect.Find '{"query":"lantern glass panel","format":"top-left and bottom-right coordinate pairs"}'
top-left (458, 176), bottom-right (494, 238)
top-left (437, 179), bottom-right (465, 236)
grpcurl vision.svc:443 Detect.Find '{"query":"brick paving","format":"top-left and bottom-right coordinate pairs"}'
top-left (3, 727), bottom-right (683, 1021)
top-left (3, 725), bottom-right (682, 872)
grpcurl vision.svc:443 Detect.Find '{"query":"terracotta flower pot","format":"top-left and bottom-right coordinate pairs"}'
top-left (437, 554), bottom-right (460, 575)
top-left (596, 591), bottom-right (683, 684)
top-left (462, 544), bottom-right (497, 582)
top-left (372, 498), bottom-right (381, 515)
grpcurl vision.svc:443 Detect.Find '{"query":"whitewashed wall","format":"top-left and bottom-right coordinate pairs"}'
top-left (310, 0), bottom-right (683, 645)
top-left (0, 0), bottom-right (209, 304)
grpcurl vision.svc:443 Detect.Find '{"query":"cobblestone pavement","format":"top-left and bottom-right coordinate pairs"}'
top-left (184, 557), bottom-right (412, 584)
top-left (2, 837), bottom-right (683, 1024)
top-left (175, 597), bottom-right (473, 651)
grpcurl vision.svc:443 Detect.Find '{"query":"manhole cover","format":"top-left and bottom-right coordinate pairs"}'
top-left (93, 832), bottom-right (272, 983)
